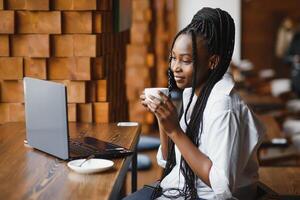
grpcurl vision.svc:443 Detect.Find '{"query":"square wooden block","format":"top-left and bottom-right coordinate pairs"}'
top-left (53, 0), bottom-right (96, 10)
top-left (6, 0), bottom-right (49, 10)
top-left (0, 57), bottom-right (23, 80)
top-left (0, 0), bottom-right (3, 10)
top-left (72, 57), bottom-right (91, 80)
top-left (93, 12), bottom-right (102, 33)
top-left (8, 103), bottom-right (25, 122)
top-left (73, 0), bottom-right (97, 10)
top-left (0, 80), bottom-right (24, 103)
top-left (77, 103), bottom-right (93, 122)
top-left (16, 11), bottom-right (61, 34)
top-left (73, 34), bottom-right (96, 57)
top-left (96, 80), bottom-right (107, 102)
top-left (67, 103), bottom-right (77, 122)
top-left (0, 11), bottom-right (15, 34)
top-left (93, 102), bottom-right (109, 123)
top-left (97, 0), bottom-right (112, 11)
top-left (0, 35), bottom-right (9, 56)
top-left (12, 34), bottom-right (50, 57)
top-left (62, 11), bottom-right (92, 33)
top-left (92, 57), bottom-right (105, 79)
top-left (24, 58), bottom-right (47, 79)
top-left (48, 57), bottom-right (91, 80)
top-left (0, 103), bottom-right (9, 124)
top-left (86, 81), bottom-right (96, 102)
top-left (51, 35), bottom-right (74, 57)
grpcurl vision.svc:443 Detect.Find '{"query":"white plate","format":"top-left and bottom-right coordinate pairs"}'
top-left (67, 159), bottom-right (114, 174)
top-left (117, 122), bottom-right (138, 126)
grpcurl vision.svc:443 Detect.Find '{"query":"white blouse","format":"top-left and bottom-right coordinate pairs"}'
top-left (156, 73), bottom-right (265, 200)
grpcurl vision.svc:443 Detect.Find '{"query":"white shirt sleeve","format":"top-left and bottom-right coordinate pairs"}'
top-left (205, 109), bottom-right (240, 199)
top-left (156, 145), bottom-right (167, 168)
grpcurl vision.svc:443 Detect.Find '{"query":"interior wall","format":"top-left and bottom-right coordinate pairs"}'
top-left (242, 0), bottom-right (300, 74)
top-left (177, 0), bottom-right (241, 63)
top-left (0, 0), bottom-right (129, 124)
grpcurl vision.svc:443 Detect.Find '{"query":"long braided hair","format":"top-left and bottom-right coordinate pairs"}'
top-left (154, 8), bottom-right (235, 199)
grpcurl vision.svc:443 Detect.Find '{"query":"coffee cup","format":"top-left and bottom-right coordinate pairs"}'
top-left (144, 87), bottom-right (169, 102)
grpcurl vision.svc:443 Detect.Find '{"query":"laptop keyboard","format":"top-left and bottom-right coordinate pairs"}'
top-left (69, 139), bottom-right (100, 155)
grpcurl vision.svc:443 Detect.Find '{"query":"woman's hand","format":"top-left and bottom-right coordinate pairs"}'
top-left (140, 92), bottom-right (150, 111)
top-left (147, 92), bottom-right (181, 135)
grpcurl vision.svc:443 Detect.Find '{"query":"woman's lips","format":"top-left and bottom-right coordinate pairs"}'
top-left (174, 76), bottom-right (184, 82)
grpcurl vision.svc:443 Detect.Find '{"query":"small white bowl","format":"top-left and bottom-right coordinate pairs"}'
top-left (67, 158), bottom-right (114, 174)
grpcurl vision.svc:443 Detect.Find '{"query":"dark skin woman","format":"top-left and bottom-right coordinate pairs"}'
top-left (123, 7), bottom-right (264, 200)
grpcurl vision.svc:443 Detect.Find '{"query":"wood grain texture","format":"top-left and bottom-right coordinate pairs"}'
top-left (16, 11), bottom-right (61, 34)
top-left (0, 80), bottom-right (24, 102)
top-left (0, 57), bottom-right (23, 80)
top-left (258, 115), bottom-right (284, 141)
top-left (93, 102), bottom-right (109, 123)
top-left (0, 11), bottom-right (15, 34)
top-left (73, 34), bottom-right (96, 57)
top-left (68, 103), bottom-right (77, 122)
top-left (51, 35), bottom-right (74, 57)
top-left (11, 34), bottom-right (50, 57)
top-left (96, 80), bottom-right (107, 102)
top-left (53, 0), bottom-right (96, 10)
top-left (62, 11), bottom-right (92, 33)
top-left (6, 0), bottom-right (49, 10)
top-left (77, 103), bottom-right (93, 122)
top-left (24, 58), bottom-right (47, 79)
top-left (0, 35), bottom-right (9, 56)
top-left (259, 167), bottom-right (300, 195)
top-left (0, 122), bottom-right (141, 200)
top-left (48, 58), bottom-right (91, 80)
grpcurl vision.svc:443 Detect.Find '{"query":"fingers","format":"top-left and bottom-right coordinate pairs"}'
top-left (158, 91), bottom-right (175, 110)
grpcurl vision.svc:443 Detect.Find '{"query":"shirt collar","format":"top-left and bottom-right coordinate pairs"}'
top-left (211, 72), bottom-right (235, 95)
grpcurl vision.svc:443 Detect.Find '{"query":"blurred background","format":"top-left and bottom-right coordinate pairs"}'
top-left (1, 0), bottom-right (300, 197)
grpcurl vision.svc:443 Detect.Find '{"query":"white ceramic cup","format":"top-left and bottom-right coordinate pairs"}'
top-left (144, 87), bottom-right (169, 102)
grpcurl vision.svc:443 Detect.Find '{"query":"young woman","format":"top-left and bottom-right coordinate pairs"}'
top-left (126, 7), bottom-right (264, 200)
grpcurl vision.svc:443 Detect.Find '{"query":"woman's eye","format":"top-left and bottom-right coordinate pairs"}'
top-left (183, 60), bottom-right (192, 64)
top-left (170, 56), bottom-right (176, 61)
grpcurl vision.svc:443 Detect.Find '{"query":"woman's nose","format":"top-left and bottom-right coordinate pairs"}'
top-left (172, 60), bottom-right (181, 72)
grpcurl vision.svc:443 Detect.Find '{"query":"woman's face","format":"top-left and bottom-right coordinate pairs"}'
top-left (170, 34), bottom-right (211, 92)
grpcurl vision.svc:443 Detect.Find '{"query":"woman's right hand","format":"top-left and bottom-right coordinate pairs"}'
top-left (140, 92), bottom-right (149, 110)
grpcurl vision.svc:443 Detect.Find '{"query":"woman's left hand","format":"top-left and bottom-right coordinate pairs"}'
top-left (146, 92), bottom-right (181, 135)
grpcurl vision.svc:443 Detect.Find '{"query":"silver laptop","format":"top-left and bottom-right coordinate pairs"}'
top-left (23, 77), bottom-right (132, 160)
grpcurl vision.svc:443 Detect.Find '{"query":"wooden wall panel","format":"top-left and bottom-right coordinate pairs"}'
top-left (53, 0), bottom-right (97, 10)
top-left (6, 0), bottom-right (49, 10)
top-left (62, 11), bottom-right (92, 33)
top-left (0, 0), bottom-right (129, 124)
top-left (0, 11), bottom-right (15, 34)
top-left (0, 57), bottom-right (23, 80)
top-left (24, 58), bottom-right (47, 79)
top-left (12, 34), bottom-right (50, 57)
top-left (0, 0), bottom-right (3, 9)
top-left (0, 81), bottom-right (24, 103)
top-left (16, 11), bottom-right (61, 34)
top-left (0, 35), bottom-right (9, 56)
top-left (126, 0), bottom-right (176, 133)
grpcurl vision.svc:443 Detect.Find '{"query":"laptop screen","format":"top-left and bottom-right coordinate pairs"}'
top-left (24, 77), bottom-right (69, 160)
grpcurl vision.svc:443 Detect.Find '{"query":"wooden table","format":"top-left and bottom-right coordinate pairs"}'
top-left (0, 122), bottom-right (141, 200)
top-left (259, 167), bottom-right (300, 197)
top-left (238, 91), bottom-right (285, 112)
top-left (258, 115), bottom-right (285, 142)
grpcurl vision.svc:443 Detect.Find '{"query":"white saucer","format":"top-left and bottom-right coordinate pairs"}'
top-left (117, 122), bottom-right (138, 126)
top-left (67, 159), bottom-right (114, 174)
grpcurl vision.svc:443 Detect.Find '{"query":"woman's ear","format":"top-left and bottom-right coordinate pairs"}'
top-left (208, 55), bottom-right (220, 70)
